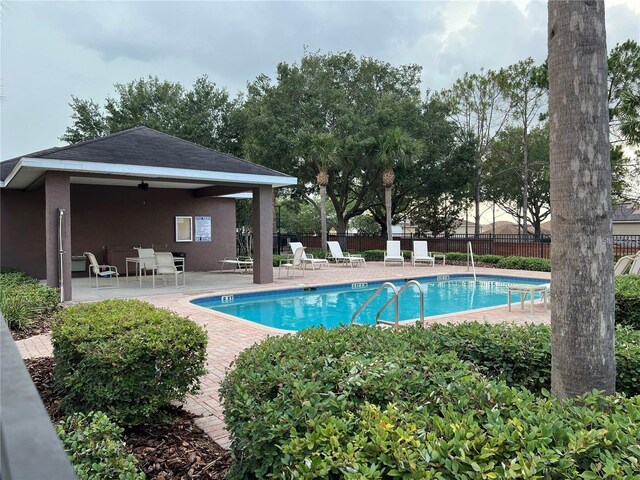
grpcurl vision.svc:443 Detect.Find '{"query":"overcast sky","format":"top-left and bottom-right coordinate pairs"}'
top-left (1, 0), bottom-right (639, 160)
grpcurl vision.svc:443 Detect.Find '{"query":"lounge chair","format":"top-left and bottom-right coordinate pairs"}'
top-left (279, 246), bottom-right (305, 278)
top-left (153, 252), bottom-right (185, 288)
top-left (384, 241), bottom-right (404, 267)
top-left (327, 241), bottom-right (365, 267)
top-left (630, 255), bottom-right (640, 275)
top-left (218, 256), bottom-right (253, 273)
top-left (84, 251), bottom-right (119, 288)
top-left (411, 241), bottom-right (435, 267)
top-left (614, 255), bottom-right (636, 275)
top-left (288, 242), bottom-right (329, 270)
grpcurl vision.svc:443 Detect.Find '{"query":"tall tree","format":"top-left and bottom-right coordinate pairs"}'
top-left (438, 70), bottom-right (512, 235)
top-left (297, 131), bottom-right (338, 250)
top-left (500, 59), bottom-right (548, 235)
top-left (242, 51), bottom-right (423, 234)
top-left (485, 125), bottom-right (551, 235)
top-left (61, 76), bottom-right (235, 152)
top-left (548, 0), bottom-right (615, 398)
top-left (376, 127), bottom-right (421, 240)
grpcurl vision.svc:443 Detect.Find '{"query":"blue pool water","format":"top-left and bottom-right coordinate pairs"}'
top-left (192, 274), bottom-right (548, 331)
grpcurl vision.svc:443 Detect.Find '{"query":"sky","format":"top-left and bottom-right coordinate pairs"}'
top-left (1, 0), bottom-right (639, 161)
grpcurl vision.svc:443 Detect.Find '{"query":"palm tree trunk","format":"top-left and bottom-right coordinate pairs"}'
top-left (385, 186), bottom-right (393, 241)
top-left (320, 185), bottom-right (328, 251)
top-left (548, 0), bottom-right (615, 399)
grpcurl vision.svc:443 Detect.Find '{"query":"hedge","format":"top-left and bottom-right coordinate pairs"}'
top-left (53, 299), bottom-right (207, 426)
top-left (615, 275), bottom-right (640, 328)
top-left (0, 270), bottom-right (59, 330)
top-left (220, 324), bottom-right (640, 479)
top-left (496, 255), bottom-right (551, 271)
top-left (56, 411), bottom-right (144, 480)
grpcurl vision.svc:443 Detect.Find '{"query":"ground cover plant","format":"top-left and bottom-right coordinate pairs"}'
top-left (27, 357), bottom-right (231, 479)
top-left (220, 324), bottom-right (640, 479)
top-left (0, 269), bottom-right (59, 331)
top-left (52, 299), bottom-right (207, 426)
top-left (56, 411), bottom-right (145, 480)
top-left (615, 274), bottom-right (640, 328)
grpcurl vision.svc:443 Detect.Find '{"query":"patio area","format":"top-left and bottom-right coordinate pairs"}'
top-left (18, 262), bottom-right (551, 449)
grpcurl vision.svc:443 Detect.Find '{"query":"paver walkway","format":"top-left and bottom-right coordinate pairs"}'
top-left (17, 263), bottom-right (550, 449)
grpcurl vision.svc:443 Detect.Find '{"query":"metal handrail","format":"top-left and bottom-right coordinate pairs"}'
top-left (467, 241), bottom-right (477, 282)
top-left (375, 279), bottom-right (425, 328)
top-left (351, 282), bottom-right (398, 325)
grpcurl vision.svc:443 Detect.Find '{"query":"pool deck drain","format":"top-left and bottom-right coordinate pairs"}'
top-left (17, 263), bottom-right (550, 450)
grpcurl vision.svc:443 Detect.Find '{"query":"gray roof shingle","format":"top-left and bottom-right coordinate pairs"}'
top-left (1, 126), bottom-right (290, 182)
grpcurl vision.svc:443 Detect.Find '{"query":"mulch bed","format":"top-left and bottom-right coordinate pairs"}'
top-left (11, 315), bottom-right (52, 341)
top-left (25, 357), bottom-right (231, 479)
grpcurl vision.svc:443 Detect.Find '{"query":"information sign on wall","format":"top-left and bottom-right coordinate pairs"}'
top-left (195, 216), bottom-right (212, 242)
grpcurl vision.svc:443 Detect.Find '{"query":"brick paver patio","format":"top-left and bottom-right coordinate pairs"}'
top-left (17, 262), bottom-right (550, 449)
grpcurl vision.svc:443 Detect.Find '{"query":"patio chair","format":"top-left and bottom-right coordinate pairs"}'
top-left (134, 247), bottom-right (157, 286)
top-left (288, 242), bottom-right (329, 270)
top-left (218, 256), bottom-right (254, 273)
top-left (384, 241), bottom-right (404, 267)
top-left (84, 251), bottom-right (119, 289)
top-left (629, 254), bottom-right (640, 275)
top-left (153, 252), bottom-right (185, 288)
top-left (279, 246), bottom-right (305, 278)
top-left (614, 255), bottom-right (636, 275)
top-left (327, 241), bottom-right (365, 267)
top-left (411, 241), bottom-right (435, 267)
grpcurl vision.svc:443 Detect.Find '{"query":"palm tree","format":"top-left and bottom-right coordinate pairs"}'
top-left (548, 0), bottom-right (615, 398)
top-left (299, 132), bottom-right (338, 251)
top-left (377, 127), bottom-right (421, 240)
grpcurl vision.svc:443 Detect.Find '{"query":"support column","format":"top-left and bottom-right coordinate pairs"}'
top-left (252, 185), bottom-right (273, 284)
top-left (45, 172), bottom-right (72, 301)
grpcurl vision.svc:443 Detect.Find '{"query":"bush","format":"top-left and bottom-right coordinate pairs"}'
top-left (0, 271), bottom-right (59, 330)
top-left (497, 255), bottom-right (551, 271)
top-left (56, 411), bottom-right (144, 480)
top-left (220, 325), bottom-right (640, 479)
top-left (53, 299), bottom-right (207, 426)
top-left (361, 249), bottom-right (411, 261)
top-left (476, 253), bottom-right (503, 264)
top-left (272, 254), bottom-right (289, 267)
top-left (615, 275), bottom-right (640, 328)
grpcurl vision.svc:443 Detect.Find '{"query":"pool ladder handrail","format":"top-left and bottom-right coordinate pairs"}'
top-left (375, 280), bottom-right (425, 328)
top-left (351, 282), bottom-right (398, 326)
top-left (467, 241), bottom-right (477, 282)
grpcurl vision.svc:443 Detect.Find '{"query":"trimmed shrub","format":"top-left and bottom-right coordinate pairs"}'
top-left (220, 325), bottom-right (640, 479)
top-left (0, 271), bottom-right (59, 330)
top-left (53, 299), bottom-right (207, 426)
top-left (272, 254), bottom-right (289, 267)
top-left (615, 274), bottom-right (640, 328)
top-left (361, 249), bottom-right (411, 261)
top-left (497, 255), bottom-right (551, 271)
top-left (476, 253), bottom-right (503, 264)
top-left (442, 251), bottom-right (467, 262)
top-left (56, 411), bottom-right (144, 480)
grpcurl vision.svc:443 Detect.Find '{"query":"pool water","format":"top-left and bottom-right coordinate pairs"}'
top-left (192, 274), bottom-right (549, 331)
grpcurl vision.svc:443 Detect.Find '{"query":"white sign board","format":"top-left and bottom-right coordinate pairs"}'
top-left (195, 216), bottom-right (212, 242)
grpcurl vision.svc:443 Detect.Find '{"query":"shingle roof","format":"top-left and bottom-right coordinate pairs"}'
top-left (1, 126), bottom-right (290, 182)
top-left (613, 202), bottom-right (640, 222)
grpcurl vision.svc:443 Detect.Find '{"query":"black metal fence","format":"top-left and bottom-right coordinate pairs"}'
top-left (273, 232), bottom-right (640, 259)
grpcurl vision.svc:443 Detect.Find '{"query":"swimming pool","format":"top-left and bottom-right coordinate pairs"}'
top-left (192, 274), bottom-right (549, 331)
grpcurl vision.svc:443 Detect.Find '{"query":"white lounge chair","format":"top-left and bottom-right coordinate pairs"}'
top-left (289, 242), bottom-right (329, 270)
top-left (630, 255), bottom-right (640, 275)
top-left (279, 246), bottom-right (305, 278)
top-left (153, 252), bottom-right (185, 288)
top-left (614, 255), bottom-right (636, 275)
top-left (218, 256), bottom-right (253, 273)
top-left (384, 241), bottom-right (404, 267)
top-left (84, 252), bottom-right (119, 289)
top-left (327, 241), bottom-right (365, 267)
top-left (411, 241), bottom-right (435, 267)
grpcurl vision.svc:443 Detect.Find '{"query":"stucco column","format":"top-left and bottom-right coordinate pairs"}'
top-left (45, 172), bottom-right (72, 301)
top-left (252, 185), bottom-right (273, 284)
